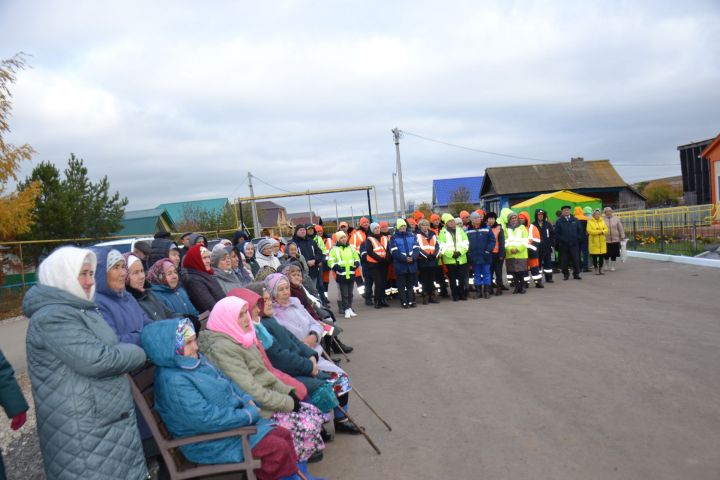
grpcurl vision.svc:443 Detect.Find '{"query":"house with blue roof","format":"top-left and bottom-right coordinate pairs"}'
top-left (432, 176), bottom-right (484, 210)
top-left (156, 198), bottom-right (230, 225)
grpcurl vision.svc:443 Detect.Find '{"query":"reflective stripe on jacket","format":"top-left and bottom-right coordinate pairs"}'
top-left (438, 227), bottom-right (469, 265)
top-left (505, 225), bottom-right (529, 259)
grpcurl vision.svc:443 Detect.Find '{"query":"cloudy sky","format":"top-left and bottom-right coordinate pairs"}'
top-left (2, 0), bottom-right (719, 220)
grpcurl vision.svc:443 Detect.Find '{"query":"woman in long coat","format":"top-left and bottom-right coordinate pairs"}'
top-left (24, 247), bottom-right (147, 479)
top-left (587, 208), bottom-right (609, 274)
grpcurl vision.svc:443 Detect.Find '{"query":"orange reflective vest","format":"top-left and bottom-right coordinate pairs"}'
top-left (491, 224), bottom-right (502, 254)
top-left (366, 236), bottom-right (388, 263)
top-left (416, 233), bottom-right (437, 255)
top-left (350, 229), bottom-right (367, 253)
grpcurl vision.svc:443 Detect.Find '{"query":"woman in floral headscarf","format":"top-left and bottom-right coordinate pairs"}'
top-left (198, 297), bottom-right (326, 462)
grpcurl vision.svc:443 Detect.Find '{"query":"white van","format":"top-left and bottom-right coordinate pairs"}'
top-left (94, 237), bottom-right (154, 254)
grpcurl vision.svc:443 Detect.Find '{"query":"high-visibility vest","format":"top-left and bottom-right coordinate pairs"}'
top-left (526, 224), bottom-right (540, 251)
top-left (324, 237), bottom-right (333, 251)
top-left (350, 229), bottom-right (366, 252)
top-left (416, 233), bottom-right (437, 255)
top-left (491, 224), bottom-right (502, 253)
top-left (505, 225), bottom-right (528, 259)
top-left (367, 236), bottom-right (388, 263)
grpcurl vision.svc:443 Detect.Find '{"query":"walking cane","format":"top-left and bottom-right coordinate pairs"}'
top-left (330, 335), bottom-right (351, 363)
top-left (336, 405), bottom-right (382, 455)
top-left (320, 348), bottom-right (392, 431)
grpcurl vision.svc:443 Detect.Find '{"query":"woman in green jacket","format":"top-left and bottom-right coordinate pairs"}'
top-left (502, 209), bottom-right (529, 294)
top-left (327, 230), bottom-right (361, 318)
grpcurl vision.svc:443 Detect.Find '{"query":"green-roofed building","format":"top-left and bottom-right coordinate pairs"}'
top-left (117, 208), bottom-right (175, 235)
top-left (156, 198), bottom-right (230, 225)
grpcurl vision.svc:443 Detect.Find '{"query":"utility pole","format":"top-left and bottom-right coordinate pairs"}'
top-left (334, 199), bottom-right (339, 227)
top-left (307, 192), bottom-right (312, 224)
top-left (392, 128), bottom-right (406, 217)
top-left (391, 172), bottom-right (398, 219)
top-left (248, 172), bottom-right (261, 238)
top-left (350, 205), bottom-right (355, 227)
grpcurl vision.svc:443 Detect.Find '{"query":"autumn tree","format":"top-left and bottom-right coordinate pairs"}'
top-left (20, 154), bottom-right (128, 239)
top-left (0, 53), bottom-right (40, 241)
top-left (643, 181), bottom-right (682, 207)
top-left (448, 186), bottom-right (476, 216)
top-left (176, 203), bottom-right (260, 234)
top-left (416, 201), bottom-right (433, 219)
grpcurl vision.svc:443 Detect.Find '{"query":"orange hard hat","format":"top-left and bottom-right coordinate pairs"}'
top-left (359, 217), bottom-right (369, 226)
top-left (379, 221), bottom-right (389, 228)
top-left (430, 213), bottom-right (440, 223)
top-left (413, 210), bottom-right (424, 221)
top-left (314, 225), bottom-right (323, 233)
top-left (475, 209), bottom-right (485, 216)
top-left (460, 210), bottom-right (470, 219)
top-left (406, 216), bottom-right (416, 225)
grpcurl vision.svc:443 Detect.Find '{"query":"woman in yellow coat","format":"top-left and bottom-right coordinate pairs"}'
top-left (586, 208), bottom-right (609, 275)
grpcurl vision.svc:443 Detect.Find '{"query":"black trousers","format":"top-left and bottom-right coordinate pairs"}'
top-left (434, 265), bottom-right (448, 294)
top-left (539, 248), bottom-right (553, 279)
top-left (361, 262), bottom-right (373, 299)
top-left (418, 267), bottom-right (435, 296)
top-left (558, 243), bottom-right (580, 277)
top-left (367, 262), bottom-right (388, 302)
top-left (396, 272), bottom-right (416, 305)
top-left (446, 263), bottom-right (469, 299)
top-left (591, 254), bottom-right (604, 268)
top-left (491, 253), bottom-right (504, 286)
top-left (337, 276), bottom-right (354, 310)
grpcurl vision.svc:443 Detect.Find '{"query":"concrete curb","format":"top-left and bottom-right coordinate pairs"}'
top-left (627, 250), bottom-right (720, 268)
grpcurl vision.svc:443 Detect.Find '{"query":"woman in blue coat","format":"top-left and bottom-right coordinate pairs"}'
top-left (148, 258), bottom-right (200, 330)
top-left (91, 247), bottom-right (152, 346)
top-left (466, 212), bottom-right (496, 299)
top-left (390, 219), bottom-right (420, 308)
top-left (141, 319), bottom-right (312, 480)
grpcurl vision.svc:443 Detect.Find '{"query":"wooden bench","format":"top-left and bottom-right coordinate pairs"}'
top-left (128, 363), bottom-right (262, 479)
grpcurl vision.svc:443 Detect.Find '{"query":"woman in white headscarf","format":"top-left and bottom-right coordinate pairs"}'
top-left (23, 247), bottom-right (148, 480)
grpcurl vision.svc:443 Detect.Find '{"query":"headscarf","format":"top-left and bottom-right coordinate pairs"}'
top-left (182, 244), bottom-right (213, 274)
top-left (228, 288), bottom-right (274, 349)
top-left (106, 249), bottom-right (124, 272)
top-left (256, 238), bottom-right (273, 255)
top-left (122, 252), bottom-right (144, 288)
top-left (175, 318), bottom-right (196, 356)
top-left (241, 241), bottom-right (255, 259)
top-left (264, 273), bottom-right (290, 301)
top-left (210, 246), bottom-right (231, 269)
top-left (38, 247), bottom-right (97, 300)
top-left (147, 258), bottom-right (175, 286)
top-left (206, 296), bottom-right (256, 349)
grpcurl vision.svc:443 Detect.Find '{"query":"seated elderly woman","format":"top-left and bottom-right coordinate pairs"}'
top-left (240, 241), bottom-right (261, 276)
top-left (281, 244), bottom-right (318, 295)
top-left (91, 247), bottom-right (152, 346)
top-left (256, 238), bottom-right (282, 271)
top-left (124, 253), bottom-right (180, 322)
top-left (181, 244), bottom-right (226, 313)
top-left (231, 245), bottom-right (254, 286)
top-left (148, 258), bottom-right (199, 319)
top-left (280, 265), bottom-right (353, 356)
top-left (141, 319), bottom-right (319, 480)
top-left (199, 297), bottom-right (327, 462)
top-left (24, 247), bottom-right (148, 479)
top-left (210, 245), bottom-right (245, 294)
top-left (265, 273), bottom-right (361, 435)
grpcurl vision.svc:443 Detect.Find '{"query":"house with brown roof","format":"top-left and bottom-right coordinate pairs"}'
top-left (480, 158), bottom-right (646, 213)
top-left (255, 201), bottom-right (288, 230)
top-left (287, 211), bottom-right (322, 227)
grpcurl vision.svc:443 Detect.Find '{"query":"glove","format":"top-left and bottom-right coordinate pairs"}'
top-left (452, 251), bottom-right (461, 259)
top-left (289, 391), bottom-right (301, 412)
top-left (11, 411), bottom-right (27, 431)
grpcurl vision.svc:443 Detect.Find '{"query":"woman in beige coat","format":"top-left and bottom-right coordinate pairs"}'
top-left (603, 207), bottom-right (625, 271)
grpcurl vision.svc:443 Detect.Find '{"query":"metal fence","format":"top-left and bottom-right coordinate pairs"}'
top-left (615, 204), bottom-right (720, 257)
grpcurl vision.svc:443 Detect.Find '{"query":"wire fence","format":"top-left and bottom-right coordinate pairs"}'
top-left (615, 204), bottom-right (720, 257)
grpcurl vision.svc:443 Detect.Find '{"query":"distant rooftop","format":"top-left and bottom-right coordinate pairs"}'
top-left (156, 198), bottom-right (229, 224)
top-left (432, 176), bottom-right (484, 207)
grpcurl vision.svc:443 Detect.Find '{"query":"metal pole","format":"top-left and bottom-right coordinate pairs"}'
top-left (391, 172), bottom-right (398, 219)
top-left (392, 128), bottom-right (406, 216)
top-left (693, 222), bottom-right (697, 254)
top-left (350, 205), bottom-right (355, 228)
top-left (660, 220), bottom-right (664, 253)
top-left (308, 192), bottom-right (313, 223)
top-left (632, 220), bottom-right (637, 249)
top-left (373, 185), bottom-right (379, 218)
top-left (367, 189), bottom-right (373, 222)
top-left (19, 243), bottom-right (25, 289)
top-left (248, 172), bottom-right (261, 238)
top-left (335, 199), bottom-right (339, 228)
top-left (239, 201), bottom-right (245, 232)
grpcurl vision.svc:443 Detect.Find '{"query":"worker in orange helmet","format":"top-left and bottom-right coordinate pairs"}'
top-left (429, 213), bottom-right (448, 297)
top-left (460, 210), bottom-right (471, 231)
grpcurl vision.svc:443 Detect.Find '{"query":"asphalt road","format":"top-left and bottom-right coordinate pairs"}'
top-left (2, 259), bottom-right (719, 479)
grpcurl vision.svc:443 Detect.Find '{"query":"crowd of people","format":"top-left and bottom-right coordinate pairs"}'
top-left (0, 203), bottom-right (627, 480)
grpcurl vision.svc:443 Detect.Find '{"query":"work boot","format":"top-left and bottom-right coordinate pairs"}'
top-left (518, 275), bottom-right (527, 294)
top-left (428, 293), bottom-right (439, 304)
top-left (512, 274), bottom-right (521, 294)
top-left (380, 298), bottom-right (390, 307)
top-left (337, 300), bottom-right (344, 314)
top-left (535, 280), bottom-right (544, 288)
top-left (364, 295), bottom-right (373, 306)
top-left (545, 274), bottom-right (554, 283)
top-left (422, 294), bottom-right (428, 305)
top-left (598, 265), bottom-right (604, 275)
top-left (496, 285), bottom-right (503, 296)
top-left (374, 299), bottom-right (382, 309)
top-left (483, 285), bottom-right (490, 299)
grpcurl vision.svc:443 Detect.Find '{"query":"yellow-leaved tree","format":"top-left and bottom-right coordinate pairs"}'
top-left (0, 53), bottom-right (40, 240)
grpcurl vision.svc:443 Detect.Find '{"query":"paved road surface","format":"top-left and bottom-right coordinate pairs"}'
top-left (1, 259), bottom-right (719, 479)
top-left (0, 316), bottom-right (28, 372)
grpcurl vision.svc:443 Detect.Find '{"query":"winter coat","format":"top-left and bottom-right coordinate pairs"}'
top-left (489, 224), bottom-right (506, 258)
top-left (24, 284), bottom-right (147, 480)
top-left (587, 217), bottom-right (609, 255)
top-left (127, 283), bottom-right (179, 321)
top-left (554, 215), bottom-right (582, 247)
top-left (182, 268), bottom-right (225, 314)
top-left (328, 243), bottom-right (361, 280)
top-left (415, 230), bottom-right (440, 269)
top-left (260, 316), bottom-right (324, 393)
top-left (255, 250), bottom-right (282, 271)
top-left (292, 231), bottom-right (323, 273)
top-left (198, 330), bottom-right (295, 419)
top-left (390, 230), bottom-right (420, 274)
top-left (148, 238), bottom-right (176, 267)
top-left (141, 320), bottom-right (271, 465)
top-left (533, 210), bottom-right (555, 256)
top-left (0, 348), bottom-right (28, 423)
top-left (212, 269), bottom-right (244, 295)
top-left (91, 247), bottom-right (152, 346)
top-left (604, 215), bottom-right (626, 243)
top-left (151, 284), bottom-right (199, 317)
top-left (438, 227), bottom-right (469, 265)
top-left (466, 225), bottom-right (496, 265)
